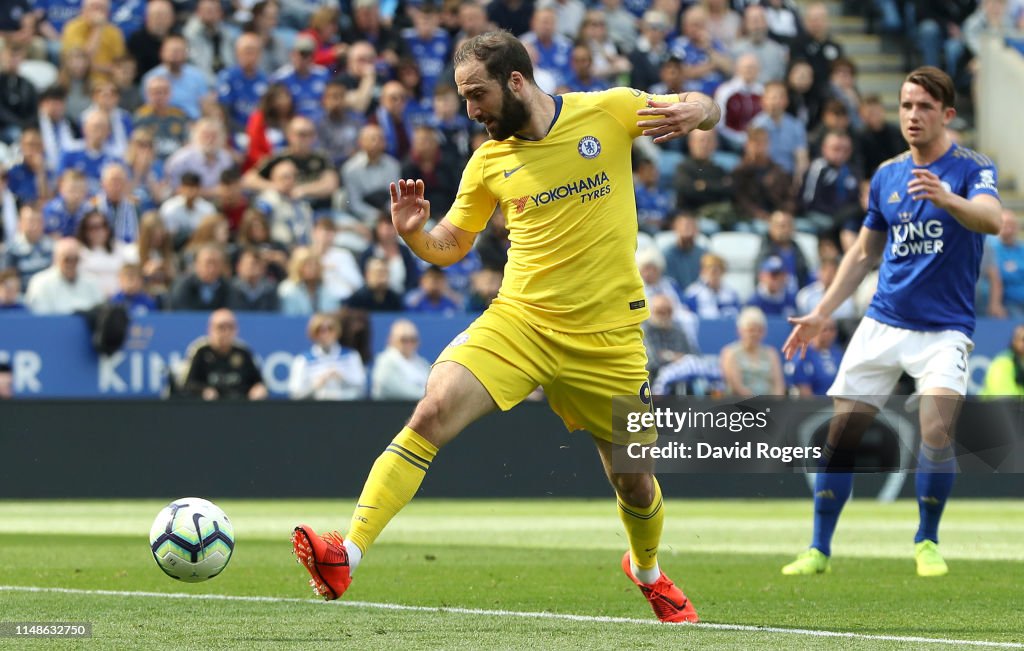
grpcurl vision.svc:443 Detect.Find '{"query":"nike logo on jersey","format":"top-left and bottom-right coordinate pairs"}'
top-left (356, 504), bottom-right (379, 510)
top-left (888, 191), bottom-right (901, 203)
top-left (504, 164), bottom-right (525, 178)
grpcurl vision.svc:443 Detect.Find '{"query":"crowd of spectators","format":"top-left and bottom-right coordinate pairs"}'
top-left (0, 0), bottom-right (1020, 400)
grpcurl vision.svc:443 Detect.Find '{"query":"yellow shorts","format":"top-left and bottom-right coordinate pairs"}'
top-left (434, 300), bottom-right (656, 444)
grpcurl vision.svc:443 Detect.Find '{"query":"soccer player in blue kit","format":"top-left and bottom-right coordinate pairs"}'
top-left (781, 67), bottom-right (1001, 577)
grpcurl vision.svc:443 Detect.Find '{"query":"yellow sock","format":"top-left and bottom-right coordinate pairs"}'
top-left (618, 477), bottom-right (664, 572)
top-left (347, 427), bottom-right (437, 554)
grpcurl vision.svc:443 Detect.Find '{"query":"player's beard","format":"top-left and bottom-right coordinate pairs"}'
top-left (486, 84), bottom-right (531, 141)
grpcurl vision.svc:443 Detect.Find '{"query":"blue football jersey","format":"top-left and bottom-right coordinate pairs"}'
top-left (401, 27), bottom-right (451, 99)
top-left (272, 66), bottom-right (330, 123)
top-left (218, 66), bottom-right (269, 128)
top-left (863, 144), bottom-right (1000, 336)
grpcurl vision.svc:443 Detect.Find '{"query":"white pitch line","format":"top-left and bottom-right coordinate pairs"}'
top-left (2, 585), bottom-right (1021, 649)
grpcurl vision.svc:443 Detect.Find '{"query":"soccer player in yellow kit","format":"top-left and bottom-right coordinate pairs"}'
top-left (293, 31), bottom-right (719, 623)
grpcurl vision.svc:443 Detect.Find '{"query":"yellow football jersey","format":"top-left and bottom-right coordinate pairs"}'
top-left (447, 88), bottom-right (679, 334)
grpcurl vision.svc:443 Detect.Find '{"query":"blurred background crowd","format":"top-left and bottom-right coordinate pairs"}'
top-left (1, 0), bottom-right (1023, 400)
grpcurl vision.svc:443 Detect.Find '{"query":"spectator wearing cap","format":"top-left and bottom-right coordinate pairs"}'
top-left (731, 5), bottom-right (788, 85)
top-left (341, 124), bottom-right (401, 226)
top-left (243, 115), bottom-right (339, 214)
top-left (141, 34), bottom-right (212, 120)
top-left (180, 308), bottom-right (268, 400)
top-left (4, 205), bottom-right (53, 288)
top-left (289, 312), bottom-right (367, 400)
top-left (183, 0), bottom-right (238, 79)
top-left (629, 10), bottom-right (674, 92)
top-left (372, 319), bottom-right (431, 400)
top-left (133, 75), bottom-right (191, 163)
top-left (36, 87), bottom-right (80, 176)
top-left (125, 0), bottom-right (176, 82)
top-left (24, 237), bottom-right (104, 314)
top-left (0, 42), bottom-right (37, 145)
top-left (271, 34), bottom-right (331, 124)
top-left (59, 0), bottom-right (126, 84)
top-left (747, 255), bottom-right (797, 317)
top-left (217, 33), bottom-right (269, 135)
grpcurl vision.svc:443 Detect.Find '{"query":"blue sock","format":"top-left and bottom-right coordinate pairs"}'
top-left (811, 471), bottom-right (853, 557)
top-left (915, 443), bottom-right (956, 544)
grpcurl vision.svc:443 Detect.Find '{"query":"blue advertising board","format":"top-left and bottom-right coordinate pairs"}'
top-left (0, 313), bottom-right (1017, 397)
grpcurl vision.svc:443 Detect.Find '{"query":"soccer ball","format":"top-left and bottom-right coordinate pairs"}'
top-left (149, 497), bottom-right (235, 582)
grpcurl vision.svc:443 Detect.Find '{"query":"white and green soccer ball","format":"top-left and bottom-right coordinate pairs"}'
top-left (149, 497), bottom-right (235, 582)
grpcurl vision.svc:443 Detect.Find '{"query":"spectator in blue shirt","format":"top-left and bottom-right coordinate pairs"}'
top-left (633, 156), bottom-right (673, 234)
top-left (58, 111), bottom-right (124, 196)
top-left (405, 265), bottom-right (460, 315)
top-left (272, 34), bottom-right (331, 123)
top-left (747, 255), bottom-right (797, 317)
top-left (42, 170), bottom-right (91, 237)
top-left (141, 35), bottom-right (212, 120)
top-left (111, 262), bottom-right (158, 315)
top-left (218, 33), bottom-right (269, 133)
top-left (401, 3), bottom-right (452, 100)
top-left (559, 43), bottom-right (610, 94)
top-left (669, 5), bottom-right (734, 97)
top-left (750, 81), bottom-right (809, 179)
top-left (990, 209), bottom-right (1024, 317)
top-left (6, 128), bottom-right (52, 206)
top-left (785, 316), bottom-right (843, 396)
top-left (662, 212), bottom-right (707, 290)
top-left (519, 7), bottom-right (573, 88)
top-left (3, 205), bottom-right (54, 287)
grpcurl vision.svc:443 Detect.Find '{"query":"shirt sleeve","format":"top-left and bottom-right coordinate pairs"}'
top-left (573, 87), bottom-right (681, 139)
top-left (444, 146), bottom-right (496, 233)
top-left (966, 159), bottom-right (1000, 201)
top-left (862, 172), bottom-right (886, 231)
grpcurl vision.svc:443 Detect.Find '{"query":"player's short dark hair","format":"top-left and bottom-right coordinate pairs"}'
top-left (0, 362), bottom-right (11, 375)
top-left (452, 31), bottom-right (535, 87)
top-left (904, 66), bottom-right (956, 109)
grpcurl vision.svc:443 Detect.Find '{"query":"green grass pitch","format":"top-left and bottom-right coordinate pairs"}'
top-left (0, 499), bottom-right (1022, 650)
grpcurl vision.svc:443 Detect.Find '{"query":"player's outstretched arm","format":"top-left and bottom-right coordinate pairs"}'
top-left (636, 92), bottom-right (720, 144)
top-left (908, 169), bottom-right (1001, 234)
top-left (782, 227), bottom-right (885, 360)
top-left (390, 178), bottom-right (477, 266)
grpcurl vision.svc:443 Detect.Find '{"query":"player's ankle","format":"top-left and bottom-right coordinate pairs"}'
top-left (632, 561), bottom-right (661, 585)
top-left (344, 539), bottom-right (363, 573)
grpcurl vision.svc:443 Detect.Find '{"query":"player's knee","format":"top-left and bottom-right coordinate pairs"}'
top-left (609, 473), bottom-right (655, 508)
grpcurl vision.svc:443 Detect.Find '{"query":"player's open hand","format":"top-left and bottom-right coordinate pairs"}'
top-left (782, 313), bottom-right (825, 361)
top-left (390, 178), bottom-right (431, 237)
top-left (908, 169), bottom-right (953, 210)
top-left (636, 100), bottom-right (706, 144)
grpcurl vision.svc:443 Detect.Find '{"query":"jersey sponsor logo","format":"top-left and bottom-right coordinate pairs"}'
top-left (890, 219), bottom-right (944, 257)
top-left (503, 164), bottom-right (525, 178)
top-left (509, 171), bottom-right (612, 213)
top-left (577, 136), bottom-right (601, 159)
top-left (447, 332), bottom-right (469, 347)
top-left (975, 169), bottom-right (996, 191)
top-left (888, 191), bottom-right (900, 203)
top-left (510, 195), bottom-right (530, 213)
